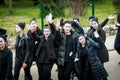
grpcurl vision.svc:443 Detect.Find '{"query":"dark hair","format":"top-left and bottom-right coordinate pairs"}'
top-left (30, 18), bottom-right (37, 23)
top-left (17, 22), bottom-right (26, 30)
top-left (44, 24), bottom-right (51, 30)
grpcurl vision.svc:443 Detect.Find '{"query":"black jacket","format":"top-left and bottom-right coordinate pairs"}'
top-left (75, 37), bottom-right (108, 80)
top-left (0, 47), bottom-right (13, 80)
top-left (87, 25), bottom-right (109, 63)
top-left (35, 35), bottom-right (57, 63)
top-left (57, 30), bottom-right (79, 66)
top-left (27, 27), bottom-right (43, 60)
top-left (114, 26), bottom-right (120, 54)
top-left (15, 34), bottom-right (31, 64)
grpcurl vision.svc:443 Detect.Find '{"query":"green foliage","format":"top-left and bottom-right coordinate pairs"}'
top-left (113, 0), bottom-right (120, 13)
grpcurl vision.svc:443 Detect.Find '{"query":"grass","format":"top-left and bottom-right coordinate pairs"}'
top-left (0, 0), bottom-right (117, 36)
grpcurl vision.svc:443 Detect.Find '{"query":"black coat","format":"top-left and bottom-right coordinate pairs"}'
top-left (27, 27), bottom-right (43, 61)
top-left (35, 35), bottom-right (57, 63)
top-left (0, 47), bottom-right (13, 80)
top-left (114, 26), bottom-right (120, 54)
top-left (57, 31), bottom-right (79, 66)
top-left (75, 37), bottom-right (108, 80)
top-left (87, 25), bottom-right (109, 63)
top-left (15, 34), bottom-right (31, 64)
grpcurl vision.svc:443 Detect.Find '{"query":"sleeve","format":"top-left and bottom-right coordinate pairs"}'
top-left (49, 23), bottom-right (56, 35)
top-left (89, 37), bottom-right (104, 49)
top-left (99, 18), bottom-right (109, 29)
top-left (24, 37), bottom-right (31, 64)
top-left (6, 49), bottom-right (13, 79)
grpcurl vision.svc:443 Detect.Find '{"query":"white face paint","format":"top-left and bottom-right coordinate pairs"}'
top-left (43, 28), bottom-right (51, 39)
top-left (79, 36), bottom-right (86, 45)
top-left (15, 25), bottom-right (22, 33)
top-left (30, 21), bottom-right (37, 29)
top-left (91, 21), bottom-right (98, 30)
top-left (0, 37), bottom-right (5, 49)
top-left (63, 23), bottom-right (72, 33)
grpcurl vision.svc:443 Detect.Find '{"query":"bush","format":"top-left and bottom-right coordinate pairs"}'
top-left (113, 0), bottom-right (120, 13)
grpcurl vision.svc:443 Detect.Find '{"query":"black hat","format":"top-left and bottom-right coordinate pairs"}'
top-left (91, 18), bottom-right (98, 23)
top-left (0, 28), bottom-right (6, 35)
top-left (17, 22), bottom-right (26, 29)
top-left (0, 28), bottom-right (7, 41)
top-left (117, 14), bottom-right (120, 24)
top-left (73, 18), bottom-right (79, 22)
top-left (89, 16), bottom-right (95, 21)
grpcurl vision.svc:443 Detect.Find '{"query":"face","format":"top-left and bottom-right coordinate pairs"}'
top-left (91, 21), bottom-right (98, 30)
top-left (79, 36), bottom-right (86, 45)
top-left (30, 21), bottom-right (37, 30)
top-left (0, 37), bottom-right (5, 49)
top-left (15, 25), bottom-right (22, 33)
top-left (43, 28), bottom-right (51, 38)
top-left (63, 23), bottom-right (72, 33)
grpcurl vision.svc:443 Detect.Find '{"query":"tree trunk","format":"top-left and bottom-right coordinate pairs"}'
top-left (0, 0), bottom-right (5, 5)
top-left (9, 0), bottom-right (13, 15)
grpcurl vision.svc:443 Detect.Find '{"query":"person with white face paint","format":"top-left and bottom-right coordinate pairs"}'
top-left (31, 24), bottom-right (57, 80)
top-left (14, 22), bottom-right (32, 80)
top-left (75, 33), bottom-right (108, 80)
top-left (87, 18), bottom-right (109, 80)
top-left (0, 28), bottom-right (13, 80)
top-left (27, 18), bottom-right (43, 79)
top-left (56, 21), bottom-right (79, 80)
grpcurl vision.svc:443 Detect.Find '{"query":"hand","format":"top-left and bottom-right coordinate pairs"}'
top-left (48, 13), bottom-right (53, 23)
top-left (74, 58), bottom-right (79, 62)
top-left (30, 25), bottom-right (36, 33)
top-left (108, 15), bottom-right (114, 20)
top-left (22, 63), bottom-right (27, 68)
top-left (94, 30), bottom-right (99, 38)
top-left (46, 13), bottom-right (53, 24)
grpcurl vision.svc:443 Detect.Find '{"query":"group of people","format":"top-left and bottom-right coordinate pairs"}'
top-left (0, 13), bottom-right (120, 80)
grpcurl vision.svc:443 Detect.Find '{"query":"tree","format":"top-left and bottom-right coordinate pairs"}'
top-left (113, 0), bottom-right (120, 13)
top-left (0, 0), bottom-right (5, 5)
top-left (9, 0), bottom-right (13, 15)
top-left (69, 0), bottom-right (88, 17)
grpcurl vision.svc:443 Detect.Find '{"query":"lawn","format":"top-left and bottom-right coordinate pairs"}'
top-left (0, 0), bottom-right (117, 36)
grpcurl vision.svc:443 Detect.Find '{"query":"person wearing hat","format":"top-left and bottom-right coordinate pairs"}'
top-left (14, 22), bottom-right (32, 80)
top-left (114, 14), bottom-right (120, 64)
top-left (89, 15), bottom-right (114, 28)
top-left (0, 28), bottom-right (13, 80)
top-left (74, 33), bottom-right (108, 80)
top-left (87, 18), bottom-right (109, 80)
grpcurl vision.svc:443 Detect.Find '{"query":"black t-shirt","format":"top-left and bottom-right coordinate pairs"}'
top-left (38, 40), bottom-right (50, 63)
top-left (65, 34), bottom-right (73, 62)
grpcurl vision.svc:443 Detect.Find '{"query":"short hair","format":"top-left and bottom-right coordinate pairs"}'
top-left (30, 18), bottom-right (37, 23)
top-left (44, 24), bottom-right (51, 30)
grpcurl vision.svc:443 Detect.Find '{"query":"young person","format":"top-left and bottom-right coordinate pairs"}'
top-left (31, 24), bottom-right (57, 80)
top-left (0, 28), bottom-right (13, 80)
top-left (75, 33), bottom-right (108, 80)
top-left (56, 21), bottom-right (78, 80)
top-left (27, 18), bottom-right (43, 78)
top-left (14, 22), bottom-right (32, 80)
top-left (87, 18), bottom-right (109, 64)
top-left (114, 14), bottom-right (120, 64)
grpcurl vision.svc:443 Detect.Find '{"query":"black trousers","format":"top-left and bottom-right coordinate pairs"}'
top-left (38, 62), bottom-right (54, 80)
top-left (14, 59), bottom-right (32, 80)
top-left (58, 62), bottom-right (74, 80)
